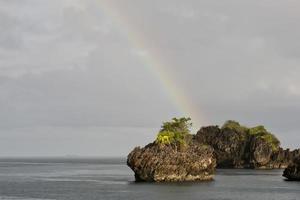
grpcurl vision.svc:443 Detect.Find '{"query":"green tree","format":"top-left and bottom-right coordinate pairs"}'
top-left (222, 120), bottom-right (248, 133)
top-left (160, 117), bottom-right (192, 133)
top-left (156, 117), bottom-right (192, 145)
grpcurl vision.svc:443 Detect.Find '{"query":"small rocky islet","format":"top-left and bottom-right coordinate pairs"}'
top-left (283, 157), bottom-right (300, 180)
top-left (127, 118), bottom-right (300, 182)
top-left (127, 142), bottom-right (216, 182)
top-left (127, 118), bottom-right (216, 182)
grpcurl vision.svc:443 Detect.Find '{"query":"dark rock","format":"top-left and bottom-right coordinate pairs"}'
top-left (195, 121), bottom-right (299, 169)
top-left (249, 137), bottom-right (273, 168)
top-left (283, 157), bottom-right (300, 180)
top-left (127, 142), bottom-right (216, 182)
top-left (195, 125), bottom-right (249, 168)
top-left (127, 118), bottom-right (299, 182)
top-left (268, 148), bottom-right (300, 169)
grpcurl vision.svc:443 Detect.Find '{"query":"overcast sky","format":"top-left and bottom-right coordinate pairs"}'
top-left (0, 0), bottom-right (299, 157)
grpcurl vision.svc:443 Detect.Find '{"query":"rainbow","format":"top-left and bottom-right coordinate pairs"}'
top-left (92, 1), bottom-right (206, 128)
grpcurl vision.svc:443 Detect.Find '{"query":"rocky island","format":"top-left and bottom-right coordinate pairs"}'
top-left (127, 118), bottom-right (216, 182)
top-left (283, 157), bottom-right (300, 180)
top-left (196, 120), bottom-right (300, 169)
top-left (127, 118), bottom-right (300, 182)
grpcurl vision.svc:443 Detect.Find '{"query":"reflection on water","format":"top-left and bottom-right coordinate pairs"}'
top-left (0, 158), bottom-right (299, 200)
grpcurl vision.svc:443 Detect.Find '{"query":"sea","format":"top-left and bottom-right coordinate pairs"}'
top-left (0, 158), bottom-right (299, 200)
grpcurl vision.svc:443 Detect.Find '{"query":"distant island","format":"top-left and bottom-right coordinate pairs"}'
top-left (127, 118), bottom-right (300, 182)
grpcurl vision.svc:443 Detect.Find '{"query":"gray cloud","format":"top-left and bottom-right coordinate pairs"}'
top-left (0, 0), bottom-right (299, 156)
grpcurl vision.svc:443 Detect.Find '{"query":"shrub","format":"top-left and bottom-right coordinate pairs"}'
top-left (156, 117), bottom-right (192, 146)
top-left (160, 117), bottom-right (192, 134)
top-left (156, 131), bottom-right (175, 144)
top-left (221, 120), bottom-right (249, 133)
top-left (249, 125), bottom-right (267, 136)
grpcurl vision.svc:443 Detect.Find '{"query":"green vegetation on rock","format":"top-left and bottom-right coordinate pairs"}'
top-left (248, 125), bottom-right (267, 136)
top-left (156, 117), bottom-right (192, 146)
top-left (221, 120), bottom-right (249, 142)
top-left (221, 120), bottom-right (248, 133)
top-left (156, 131), bottom-right (175, 145)
top-left (249, 126), bottom-right (280, 151)
top-left (221, 120), bottom-right (280, 151)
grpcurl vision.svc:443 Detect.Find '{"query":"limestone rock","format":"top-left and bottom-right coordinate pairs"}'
top-left (195, 121), bottom-right (299, 169)
top-left (283, 157), bottom-right (300, 181)
top-left (127, 142), bottom-right (216, 182)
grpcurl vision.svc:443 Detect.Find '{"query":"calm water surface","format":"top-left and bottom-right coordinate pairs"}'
top-left (0, 158), bottom-right (299, 200)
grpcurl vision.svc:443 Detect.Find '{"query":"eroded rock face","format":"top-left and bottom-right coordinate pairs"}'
top-left (127, 143), bottom-right (216, 182)
top-left (283, 157), bottom-right (300, 181)
top-left (195, 126), bottom-right (249, 168)
top-left (249, 137), bottom-right (273, 168)
top-left (195, 125), bottom-right (300, 169)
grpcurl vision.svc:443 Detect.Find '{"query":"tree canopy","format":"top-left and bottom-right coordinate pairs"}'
top-left (156, 117), bottom-right (192, 145)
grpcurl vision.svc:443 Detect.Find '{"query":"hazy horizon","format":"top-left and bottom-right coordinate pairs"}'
top-left (1, 0), bottom-right (300, 157)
